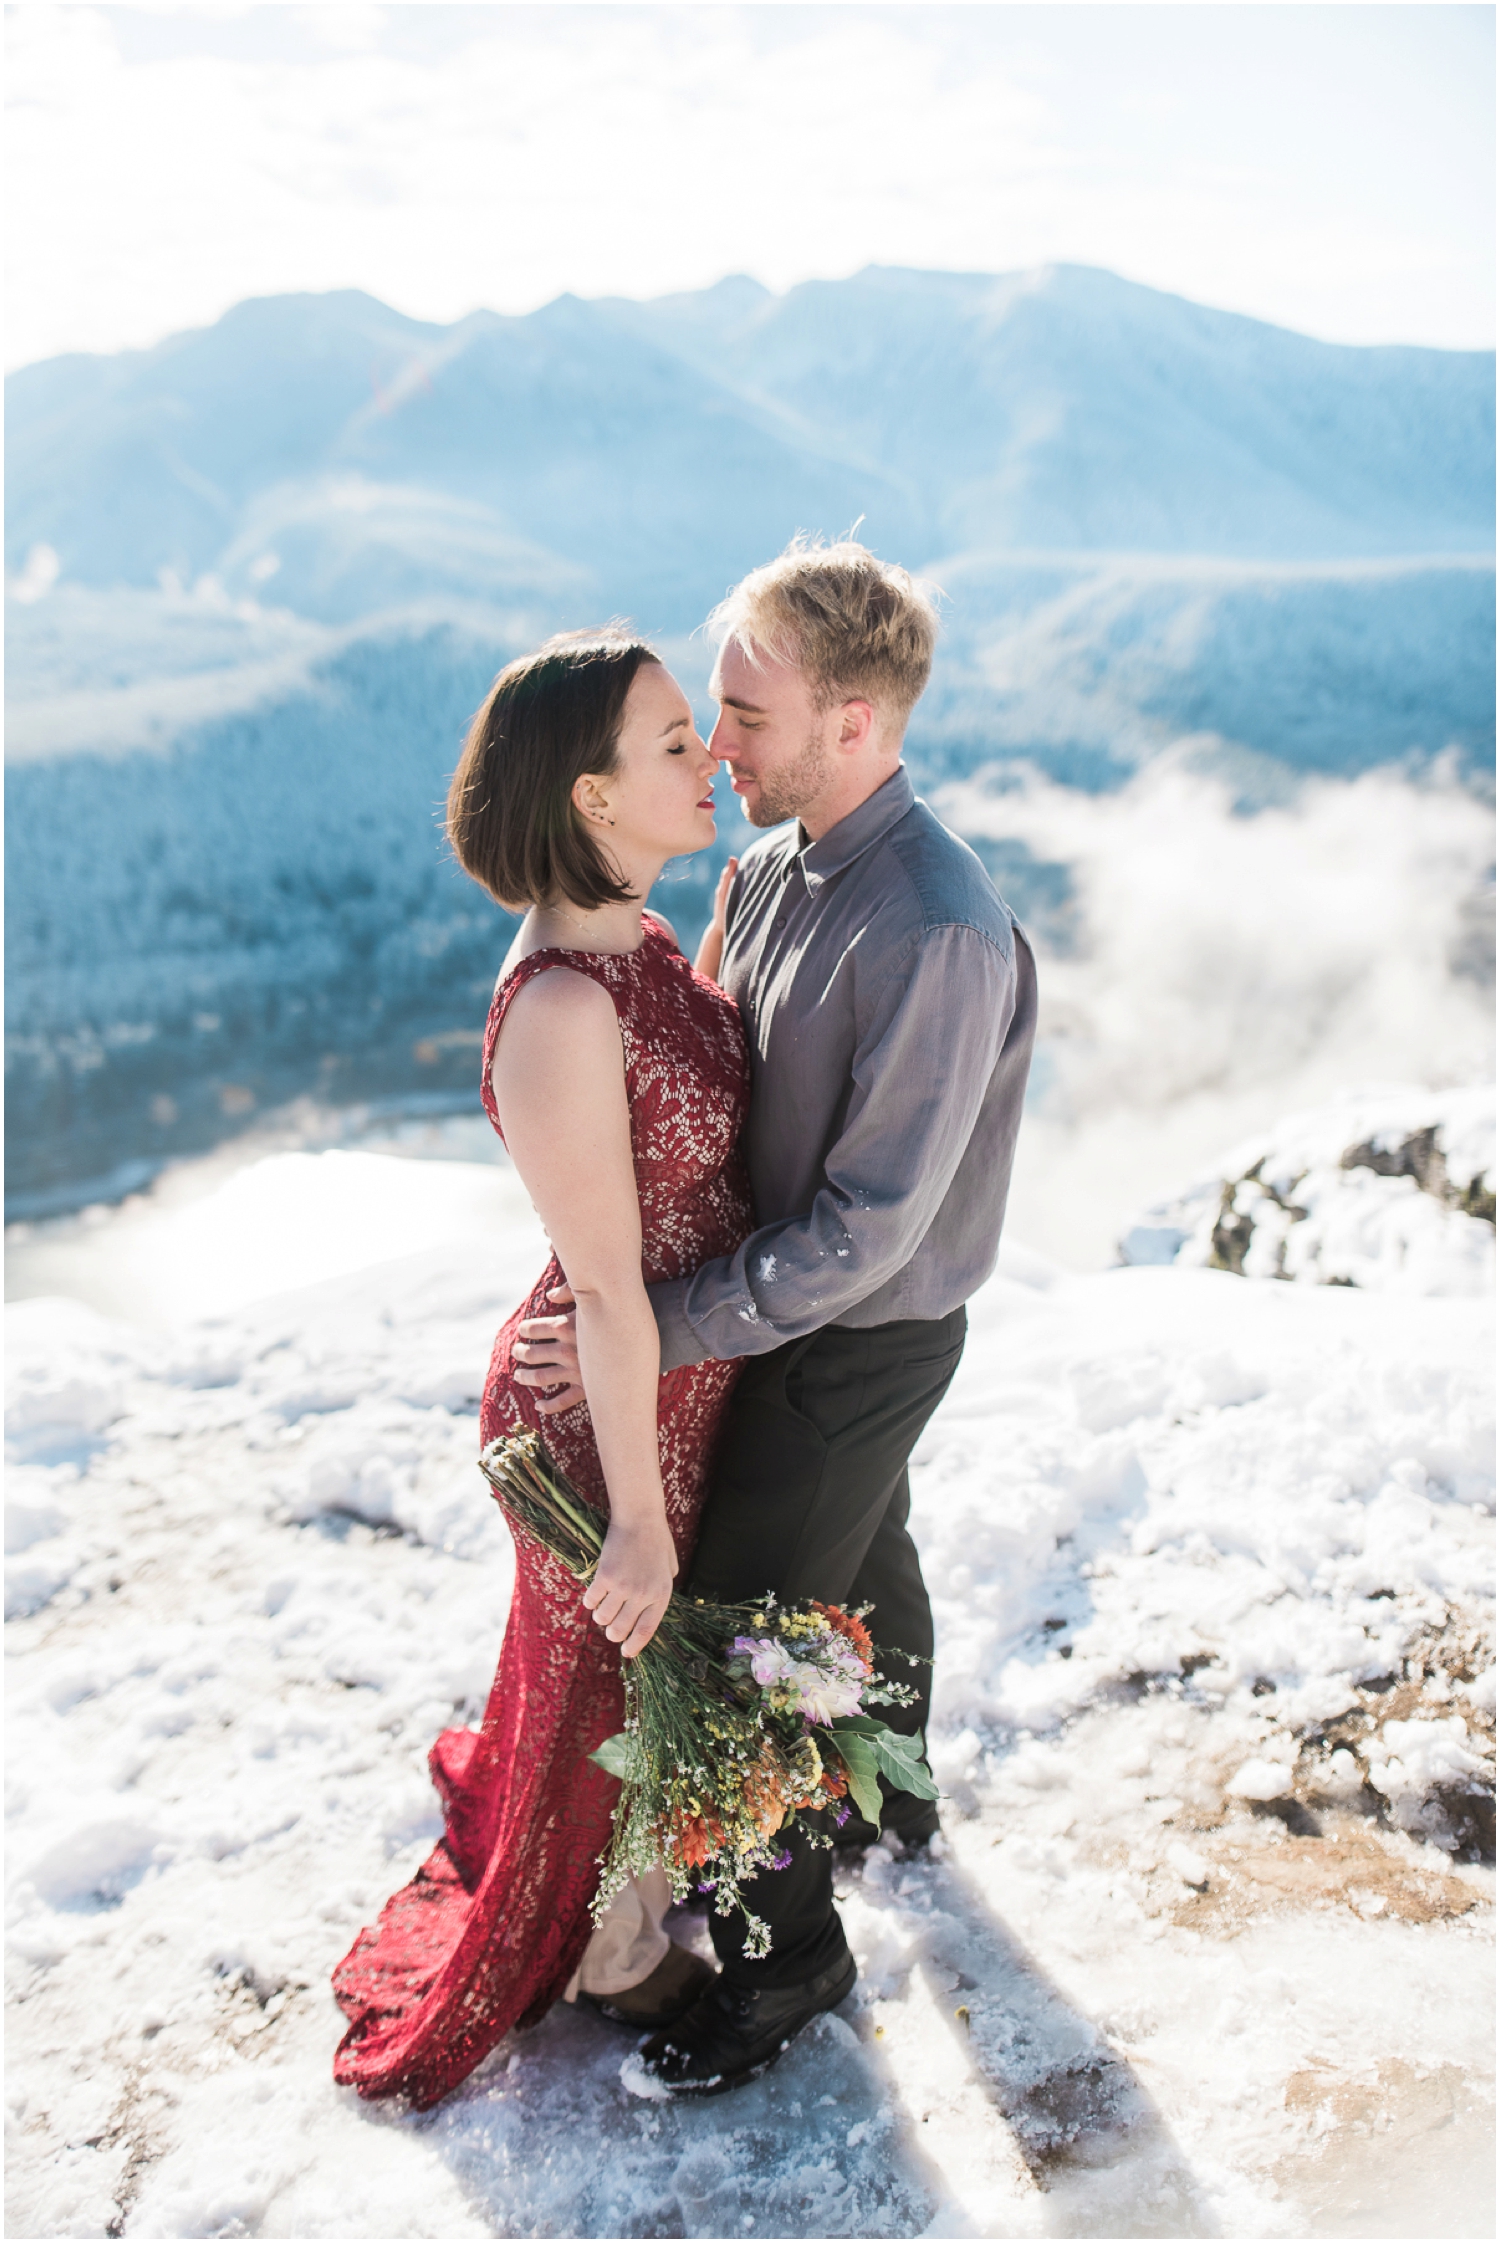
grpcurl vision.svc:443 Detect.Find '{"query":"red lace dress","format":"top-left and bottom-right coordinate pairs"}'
top-left (332, 921), bottom-right (752, 2108)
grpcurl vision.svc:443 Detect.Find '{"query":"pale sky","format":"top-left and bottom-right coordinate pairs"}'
top-left (5, 3), bottom-right (1494, 371)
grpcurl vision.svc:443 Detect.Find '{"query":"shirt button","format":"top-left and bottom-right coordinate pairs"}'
top-left (773, 915), bottom-right (787, 930)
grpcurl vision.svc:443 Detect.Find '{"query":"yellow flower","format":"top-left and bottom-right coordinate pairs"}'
top-left (786, 1732), bottom-right (825, 1806)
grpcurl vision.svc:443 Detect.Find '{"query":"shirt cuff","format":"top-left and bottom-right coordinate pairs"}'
top-left (649, 1276), bottom-right (712, 1373)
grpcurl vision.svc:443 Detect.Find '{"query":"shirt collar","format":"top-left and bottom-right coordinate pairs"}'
top-left (793, 766), bottom-right (914, 893)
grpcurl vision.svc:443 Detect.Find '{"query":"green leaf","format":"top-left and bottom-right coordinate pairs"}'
top-left (827, 1732), bottom-right (884, 1828)
top-left (865, 1729), bottom-right (939, 1800)
top-left (828, 1720), bottom-right (939, 1800)
top-left (873, 1723), bottom-right (927, 1764)
top-left (589, 1732), bottom-right (635, 1781)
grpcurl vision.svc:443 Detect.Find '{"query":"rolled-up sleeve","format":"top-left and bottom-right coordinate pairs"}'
top-left (650, 924), bottom-right (1016, 1369)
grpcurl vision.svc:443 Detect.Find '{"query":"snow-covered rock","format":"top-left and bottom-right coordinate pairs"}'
top-left (1119, 1084), bottom-right (1495, 1294)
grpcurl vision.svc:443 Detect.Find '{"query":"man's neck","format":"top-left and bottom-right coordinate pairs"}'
top-left (798, 755), bottom-right (904, 844)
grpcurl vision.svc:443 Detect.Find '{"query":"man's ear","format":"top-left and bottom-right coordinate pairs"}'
top-left (837, 699), bottom-right (876, 752)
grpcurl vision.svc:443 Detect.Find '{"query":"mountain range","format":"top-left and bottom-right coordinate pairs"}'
top-left (9, 263), bottom-right (1493, 621)
top-left (5, 264), bottom-right (1494, 1213)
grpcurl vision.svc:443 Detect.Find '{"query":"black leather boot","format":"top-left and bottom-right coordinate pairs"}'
top-left (632, 1951), bottom-right (857, 2095)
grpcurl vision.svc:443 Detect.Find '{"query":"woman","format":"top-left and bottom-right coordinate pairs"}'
top-left (332, 630), bottom-right (750, 2108)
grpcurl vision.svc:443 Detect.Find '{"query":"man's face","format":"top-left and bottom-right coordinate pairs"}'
top-left (708, 639), bottom-right (836, 830)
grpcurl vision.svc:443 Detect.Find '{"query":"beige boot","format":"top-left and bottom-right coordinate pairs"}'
top-left (580, 1941), bottom-right (716, 2028)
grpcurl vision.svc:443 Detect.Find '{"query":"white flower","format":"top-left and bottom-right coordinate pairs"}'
top-left (788, 1661), bottom-right (864, 1725)
top-left (818, 1633), bottom-right (869, 1683)
top-left (734, 1637), bottom-right (796, 1689)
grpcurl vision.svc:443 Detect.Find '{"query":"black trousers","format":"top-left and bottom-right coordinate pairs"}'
top-left (688, 1307), bottom-right (967, 1988)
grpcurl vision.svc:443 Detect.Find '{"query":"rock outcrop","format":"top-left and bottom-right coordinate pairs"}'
top-left (1119, 1085), bottom-right (1494, 1294)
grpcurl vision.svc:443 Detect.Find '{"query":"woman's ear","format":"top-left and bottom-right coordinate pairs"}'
top-left (571, 772), bottom-right (615, 827)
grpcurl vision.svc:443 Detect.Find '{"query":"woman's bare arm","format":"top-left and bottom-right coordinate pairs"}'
top-left (515, 858), bottom-right (744, 1410)
top-left (517, 858), bottom-right (744, 1408)
top-left (491, 968), bottom-right (674, 1658)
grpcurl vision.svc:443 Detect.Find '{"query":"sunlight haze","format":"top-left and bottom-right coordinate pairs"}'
top-left (5, 2), bottom-right (1494, 369)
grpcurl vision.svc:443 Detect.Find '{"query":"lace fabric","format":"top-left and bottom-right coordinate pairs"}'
top-left (331, 922), bottom-right (752, 2107)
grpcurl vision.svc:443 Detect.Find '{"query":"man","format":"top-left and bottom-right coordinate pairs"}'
top-left (517, 538), bottom-right (1037, 2092)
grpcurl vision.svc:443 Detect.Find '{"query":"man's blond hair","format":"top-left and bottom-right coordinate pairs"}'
top-left (708, 536), bottom-right (939, 725)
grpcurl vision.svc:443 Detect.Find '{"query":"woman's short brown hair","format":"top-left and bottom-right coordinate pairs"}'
top-left (447, 629), bottom-right (659, 911)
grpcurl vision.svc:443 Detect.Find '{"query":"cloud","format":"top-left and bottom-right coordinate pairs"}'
top-left (938, 757), bottom-right (1495, 1264)
top-left (6, 5), bottom-right (1493, 368)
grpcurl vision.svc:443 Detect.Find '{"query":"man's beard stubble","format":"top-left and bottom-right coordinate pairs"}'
top-left (744, 728), bottom-right (832, 829)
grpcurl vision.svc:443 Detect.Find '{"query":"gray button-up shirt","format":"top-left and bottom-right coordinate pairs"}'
top-left (651, 766), bottom-right (1038, 1370)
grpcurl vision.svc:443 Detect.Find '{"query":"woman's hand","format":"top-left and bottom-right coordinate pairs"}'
top-left (583, 1513), bottom-right (679, 1658)
top-left (693, 857), bottom-right (739, 985)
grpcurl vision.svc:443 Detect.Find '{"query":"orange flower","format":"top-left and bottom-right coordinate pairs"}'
top-left (672, 1810), bottom-right (724, 1867)
top-left (743, 1746), bottom-right (792, 1838)
top-left (811, 1600), bottom-right (874, 1669)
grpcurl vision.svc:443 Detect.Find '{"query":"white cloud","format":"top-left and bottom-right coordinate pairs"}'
top-left (5, 3), bottom-right (1493, 368)
top-left (940, 755), bottom-right (1495, 1264)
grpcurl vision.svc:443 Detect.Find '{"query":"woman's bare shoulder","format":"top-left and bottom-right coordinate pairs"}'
top-left (492, 969), bottom-right (623, 1123)
top-left (500, 962), bottom-right (617, 1030)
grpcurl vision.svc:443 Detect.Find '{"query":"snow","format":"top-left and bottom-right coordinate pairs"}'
top-left (7, 1139), bottom-right (1492, 2236)
top-left (1119, 1083), bottom-right (1495, 1294)
top-left (920, 551), bottom-right (1494, 784)
top-left (4, 583), bottom-right (331, 765)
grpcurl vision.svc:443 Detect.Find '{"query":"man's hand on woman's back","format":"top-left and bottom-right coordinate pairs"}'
top-left (513, 1285), bottom-right (584, 1411)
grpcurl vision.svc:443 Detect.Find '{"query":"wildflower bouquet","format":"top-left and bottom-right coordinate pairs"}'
top-left (479, 1429), bottom-right (938, 1956)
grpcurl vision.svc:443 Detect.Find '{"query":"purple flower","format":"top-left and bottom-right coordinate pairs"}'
top-left (769, 1849), bottom-right (793, 1871)
top-left (833, 1803), bottom-right (851, 1827)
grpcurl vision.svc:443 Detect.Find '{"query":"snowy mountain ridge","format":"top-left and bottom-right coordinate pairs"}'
top-left (5, 265), bottom-right (1493, 1214)
top-left (9, 265), bottom-right (1492, 622)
